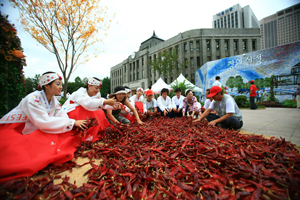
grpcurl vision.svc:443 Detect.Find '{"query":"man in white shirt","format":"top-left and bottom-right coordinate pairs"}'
top-left (212, 76), bottom-right (222, 87)
top-left (194, 86), bottom-right (243, 129)
top-left (172, 88), bottom-right (184, 117)
top-left (157, 88), bottom-right (174, 118)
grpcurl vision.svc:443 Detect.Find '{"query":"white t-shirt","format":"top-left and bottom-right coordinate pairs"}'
top-left (204, 99), bottom-right (212, 110)
top-left (209, 98), bottom-right (235, 113)
top-left (146, 99), bottom-right (157, 110)
top-left (212, 80), bottom-right (222, 87)
top-left (172, 95), bottom-right (184, 109)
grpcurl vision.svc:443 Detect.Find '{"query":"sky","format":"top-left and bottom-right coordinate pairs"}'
top-left (1, 0), bottom-right (299, 81)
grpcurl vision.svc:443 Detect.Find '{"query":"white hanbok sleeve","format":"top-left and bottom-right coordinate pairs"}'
top-left (129, 95), bottom-right (136, 107)
top-left (153, 99), bottom-right (158, 107)
top-left (73, 92), bottom-right (105, 111)
top-left (22, 96), bottom-right (75, 134)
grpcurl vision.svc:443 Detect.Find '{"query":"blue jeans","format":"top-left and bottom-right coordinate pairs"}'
top-left (157, 107), bottom-right (174, 118)
top-left (206, 113), bottom-right (243, 129)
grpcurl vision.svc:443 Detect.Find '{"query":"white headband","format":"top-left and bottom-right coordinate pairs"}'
top-left (137, 87), bottom-right (144, 94)
top-left (87, 77), bottom-right (102, 88)
top-left (38, 73), bottom-right (62, 89)
top-left (125, 88), bottom-right (131, 93)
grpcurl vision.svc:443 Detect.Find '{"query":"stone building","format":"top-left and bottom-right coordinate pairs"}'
top-left (260, 3), bottom-right (300, 49)
top-left (110, 29), bottom-right (261, 93)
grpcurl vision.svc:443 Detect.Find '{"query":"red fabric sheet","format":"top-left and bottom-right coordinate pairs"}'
top-left (0, 106), bottom-right (109, 183)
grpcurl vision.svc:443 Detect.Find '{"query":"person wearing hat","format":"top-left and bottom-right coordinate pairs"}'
top-left (172, 88), bottom-right (184, 118)
top-left (249, 80), bottom-right (257, 110)
top-left (104, 86), bottom-right (143, 125)
top-left (120, 86), bottom-right (132, 117)
top-left (129, 87), bottom-right (147, 114)
top-left (145, 89), bottom-right (157, 113)
top-left (0, 71), bottom-right (90, 183)
top-left (157, 88), bottom-right (174, 117)
top-left (62, 77), bottom-right (119, 142)
top-left (193, 86), bottom-right (243, 129)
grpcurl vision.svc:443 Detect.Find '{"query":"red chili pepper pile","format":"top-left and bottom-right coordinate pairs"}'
top-left (1, 115), bottom-right (300, 199)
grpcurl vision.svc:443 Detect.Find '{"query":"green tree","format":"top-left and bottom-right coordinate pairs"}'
top-left (101, 77), bottom-right (110, 97)
top-left (24, 74), bottom-right (40, 94)
top-left (225, 76), bottom-right (235, 91)
top-left (234, 76), bottom-right (244, 90)
top-left (169, 80), bottom-right (194, 98)
top-left (65, 76), bottom-right (85, 94)
top-left (148, 49), bottom-right (185, 81)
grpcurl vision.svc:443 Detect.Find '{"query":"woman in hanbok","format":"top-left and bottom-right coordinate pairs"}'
top-left (182, 89), bottom-right (201, 118)
top-left (0, 72), bottom-right (87, 183)
top-left (129, 87), bottom-right (147, 114)
top-left (62, 77), bottom-right (118, 142)
top-left (104, 86), bottom-right (143, 125)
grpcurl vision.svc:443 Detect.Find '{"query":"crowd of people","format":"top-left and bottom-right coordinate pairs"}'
top-left (0, 71), bottom-right (244, 183)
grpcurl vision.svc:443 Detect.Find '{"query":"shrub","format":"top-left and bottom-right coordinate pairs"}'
top-left (282, 99), bottom-right (297, 108)
top-left (234, 95), bottom-right (247, 107)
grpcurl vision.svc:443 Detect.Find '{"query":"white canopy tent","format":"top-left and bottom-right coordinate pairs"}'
top-left (150, 78), bottom-right (172, 94)
top-left (169, 74), bottom-right (203, 93)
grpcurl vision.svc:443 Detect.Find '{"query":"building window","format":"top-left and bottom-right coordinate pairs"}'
top-left (137, 72), bottom-right (139, 80)
top-left (207, 40), bottom-right (210, 50)
top-left (197, 56), bottom-right (200, 68)
top-left (150, 81), bottom-right (152, 86)
top-left (184, 43), bottom-right (187, 52)
top-left (142, 58), bottom-right (144, 66)
top-left (133, 73), bottom-right (135, 81)
top-left (217, 56), bottom-right (220, 59)
top-left (185, 58), bottom-right (188, 68)
top-left (133, 63), bottom-right (135, 70)
top-left (217, 19), bottom-right (220, 28)
top-left (190, 42), bottom-right (193, 51)
top-left (224, 17), bottom-right (227, 28)
top-left (252, 40), bottom-right (256, 50)
top-left (214, 21), bottom-right (216, 28)
top-left (243, 40), bottom-right (246, 50)
top-left (185, 74), bottom-right (188, 79)
top-left (231, 13), bottom-right (234, 27)
top-left (176, 46), bottom-right (179, 55)
top-left (225, 40), bottom-right (228, 50)
top-left (234, 40), bottom-right (237, 50)
top-left (207, 56), bottom-right (211, 61)
top-left (130, 75), bottom-right (132, 81)
top-left (170, 77), bottom-right (173, 82)
top-left (190, 57), bottom-right (194, 68)
top-left (150, 68), bottom-right (152, 77)
top-left (216, 40), bottom-right (220, 50)
top-left (196, 40), bottom-right (200, 51)
top-left (165, 78), bottom-right (168, 83)
top-left (142, 70), bottom-right (144, 78)
top-left (221, 18), bottom-right (223, 28)
top-left (235, 11), bottom-right (238, 27)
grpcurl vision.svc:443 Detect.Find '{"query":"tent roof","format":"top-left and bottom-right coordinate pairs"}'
top-left (151, 78), bottom-right (172, 94)
top-left (169, 74), bottom-right (203, 93)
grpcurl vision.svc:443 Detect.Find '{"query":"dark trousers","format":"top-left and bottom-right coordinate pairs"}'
top-left (173, 105), bottom-right (183, 118)
top-left (206, 113), bottom-right (243, 130)
top-left (250, 97), bottom-right (257, 109)
top-left (157, 107), bottom-right (174, 118)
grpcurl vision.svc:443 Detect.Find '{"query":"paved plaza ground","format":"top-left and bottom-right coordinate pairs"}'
top-left (240, 107), bottom-right (300, 146)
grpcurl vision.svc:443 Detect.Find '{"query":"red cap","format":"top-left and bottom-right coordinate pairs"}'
top-left (146, 90), bottom-right (154, 96)
top-left (250, 80), bottom-right (254, 83)
top-left (207, 86), bottom-right (222, 97)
